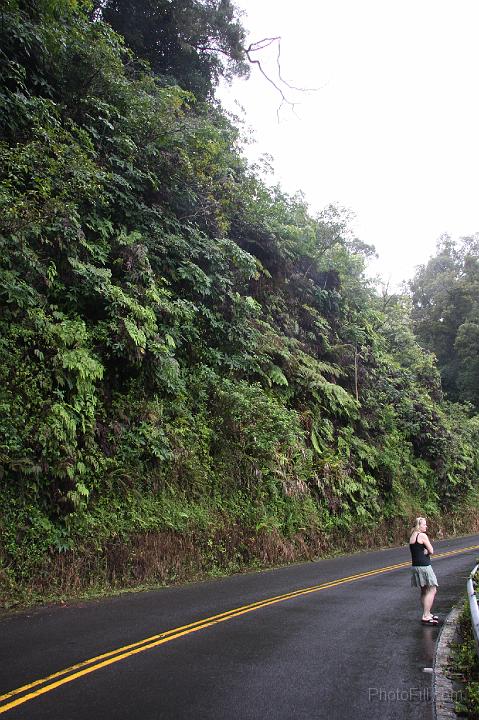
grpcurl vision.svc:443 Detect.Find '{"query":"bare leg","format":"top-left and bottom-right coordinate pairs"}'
top-left (420, 585), bottom-right (437, 619)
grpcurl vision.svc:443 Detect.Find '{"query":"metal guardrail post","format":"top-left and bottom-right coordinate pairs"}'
top-left (467, 563), bottom-right (479, 657)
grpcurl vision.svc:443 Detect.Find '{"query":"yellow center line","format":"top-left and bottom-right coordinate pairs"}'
top-left (1, 542), bottom-right (478, 715)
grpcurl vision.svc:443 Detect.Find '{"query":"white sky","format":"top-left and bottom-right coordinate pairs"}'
top-left (217, 0), bottom-right (479, 289)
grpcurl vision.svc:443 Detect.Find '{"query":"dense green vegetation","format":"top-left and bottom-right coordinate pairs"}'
top-left (1, 0), bottom-right (478, 607)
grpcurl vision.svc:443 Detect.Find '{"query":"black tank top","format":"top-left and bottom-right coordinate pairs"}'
top-left (409, 533), bottom-right (431, 566)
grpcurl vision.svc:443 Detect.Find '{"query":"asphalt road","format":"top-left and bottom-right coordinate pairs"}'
top-left (1, 533), bottom-right (478, 720)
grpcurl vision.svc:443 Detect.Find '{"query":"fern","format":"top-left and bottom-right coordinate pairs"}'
top-left (268, 365), bottom-right (289, 386)
top-left (311, 428), bottom-right (322, 455)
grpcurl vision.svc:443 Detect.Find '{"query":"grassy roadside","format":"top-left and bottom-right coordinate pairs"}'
top-left (2, 507), bottom-right (479, 615)
top-left (449, 593), bottom-right (479, 718)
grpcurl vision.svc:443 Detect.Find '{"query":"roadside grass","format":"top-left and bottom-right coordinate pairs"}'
top-left (449, 599), bottom-right (479, 718)
top-left (2, 503), bottom-right (479, 615)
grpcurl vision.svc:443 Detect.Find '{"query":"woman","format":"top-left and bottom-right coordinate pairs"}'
top-left (409, 517), bottom-right (439, 625)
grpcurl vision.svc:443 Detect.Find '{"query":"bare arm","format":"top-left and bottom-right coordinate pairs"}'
top-left (418, 533), bottom-right (434, 555)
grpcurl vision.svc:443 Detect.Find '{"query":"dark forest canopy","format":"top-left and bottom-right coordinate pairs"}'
top-left (0, 0), bottom-right (478, 602)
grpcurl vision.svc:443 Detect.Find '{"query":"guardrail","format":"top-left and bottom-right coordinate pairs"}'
top-left (466, 563), bottom-right (479, 656)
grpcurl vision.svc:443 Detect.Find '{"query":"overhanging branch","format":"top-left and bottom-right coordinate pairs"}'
top-left (246, 36), bottom-right (323, 120)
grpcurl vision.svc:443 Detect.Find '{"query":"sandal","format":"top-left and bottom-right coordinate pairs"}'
top-left (421, 617), bottom-right (439, 626)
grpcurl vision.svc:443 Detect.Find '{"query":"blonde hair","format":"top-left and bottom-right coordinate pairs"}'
top-left (411, 517), bottom-right (426, 535)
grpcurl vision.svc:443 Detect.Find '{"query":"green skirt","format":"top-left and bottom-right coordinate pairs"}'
top-left (411, 565), bottom-right (438, 587)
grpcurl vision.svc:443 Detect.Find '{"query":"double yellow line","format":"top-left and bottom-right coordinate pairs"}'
top-left (1, 543), bottom-right (478, 715)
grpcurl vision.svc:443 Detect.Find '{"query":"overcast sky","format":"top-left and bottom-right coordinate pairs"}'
top-left (218, 0), bottom-right (479, 289)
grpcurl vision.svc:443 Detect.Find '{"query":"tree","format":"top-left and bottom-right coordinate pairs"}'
top-left (94, 0), bottom-right (249, 98)
top-left (410, 234), bottom-right (479, 408)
